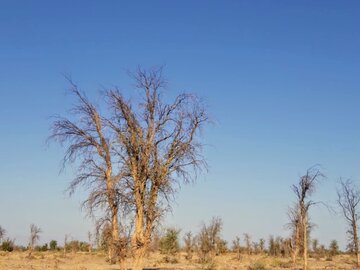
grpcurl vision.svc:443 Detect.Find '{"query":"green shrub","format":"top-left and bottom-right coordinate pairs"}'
top-left (1, 238), bottom-right (14, 252)
top-left (160, 228), bottom-right (180, 255)
top-left (49, 240), bottom-right (57, 250)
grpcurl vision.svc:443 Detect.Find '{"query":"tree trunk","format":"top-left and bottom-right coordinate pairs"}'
top-left (353, 221), bottom-right (359, 267)
top-left (132, 246), bottom-right (146, 270)
top-left (132, 222), bottom-right (145, 270)
top-left (111, 205), bottom-right (120, 265)
top-left (303, 216), bottom-right (308, 270)
top-left (119, 257), bottom-right (127, 270)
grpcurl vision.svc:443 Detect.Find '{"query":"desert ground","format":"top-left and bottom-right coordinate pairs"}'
top-left (0, 251), bottom-right (358, 270)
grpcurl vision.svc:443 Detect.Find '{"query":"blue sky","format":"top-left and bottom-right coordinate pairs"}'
top-left (1, 1), bottom-right (360, 249)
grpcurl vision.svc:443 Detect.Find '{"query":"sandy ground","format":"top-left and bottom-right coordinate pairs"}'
top-left (0, 251), bottom-right (358, 270)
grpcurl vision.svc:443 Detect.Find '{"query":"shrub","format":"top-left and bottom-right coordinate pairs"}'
top-left (162, 255), bottom-right (179, 264)
top-left (1, 238), bottom-right (14, 252)
top-left (329, 240), bottom-right (339, 256)
top-left (248, 260), bottom-right (268, 270)
top-left (160, 228), bottom-right (180, 255)
top-left (49, 240), bottom-right (57, 250)
top-left (201, 258), bottom-right (217, 270)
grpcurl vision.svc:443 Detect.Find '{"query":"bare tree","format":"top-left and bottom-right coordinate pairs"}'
top-left (28, 224), bottom-right (41, 257)
top-left (63, 234), bottom-right (70, 256)
top-left (49, 81), bottom-right (130, 266)
top-left (337, 179), bottom-right (360, 267)
top-left (287, 204), bottom-right (301, 265)
top-left (50, 67), bottom-right (208, 270)
top-left (243, 233), bottom-right (252, 255)
top-left (259, 238), bottom-right (265, 253)
top-left (108, 67), bottom-right (208, 270)
top-left (196, 217), bottom-right (223, 262)
top-left (184, 232), bottom-right (194, 260)
top-left (88, 231), bottom-right (93, 253)
top-left (0, 226), bottom-right (5, 243)
top-left (291, 167), bottom-right (324, 270)
top-left (232, 236), bottom-right (241, 260)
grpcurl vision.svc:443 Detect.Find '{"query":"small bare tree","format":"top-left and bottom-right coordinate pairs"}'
top-left (63, 234), bottom-right (69, 256)
top-left (0, 226), bottom-right (5, 243)
top-left (337, 179), bottom-right (360, 267)
top-left (291, 167), bottom-right (324, 270)
top-left (88, 231), bottom-right (92, 253)
top-left (243, 233), bottom-right (252, 255)
top-left (184, 232), bottom-right (194, 260)
top-left (196, 217), bottom-right (223, 262)
top-left (259, 238), bottom-right (265, 253)
top-left (232, 236), bottom-right (241, 260)
top-left (28, 224), bottom-right (41, 257)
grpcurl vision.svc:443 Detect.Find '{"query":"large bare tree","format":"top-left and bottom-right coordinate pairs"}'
top-left (107, 67), bottom-right (208, 270)
top-left (291, 167), bottom-right (324, 270)
top-left (337, 179), bottom-right (360, 267)
top-left (50, 68), bottom-right (208, 270)
top-left (49, 81), bottom-right (132, 266)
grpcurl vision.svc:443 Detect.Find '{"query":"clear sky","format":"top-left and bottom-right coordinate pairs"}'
top-left (1, 1), bottom-right (360, 249)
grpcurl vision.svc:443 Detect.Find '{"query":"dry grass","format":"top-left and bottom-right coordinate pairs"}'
top-left (0, 251), bottom-right (357, 270)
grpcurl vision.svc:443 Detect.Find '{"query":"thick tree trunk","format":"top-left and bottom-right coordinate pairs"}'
top-left (303, 216), bottom-right (308, 270)
top-left (132, 221), bottom-right (145, 270)
top-left (110, 206), bottom-right (120, 265)
top-left (292, 225), bottom-right (299, 268)
top-left (119, 257), bottom-right (127, 270)
top-left (132, 246), bottom-right (146, 270)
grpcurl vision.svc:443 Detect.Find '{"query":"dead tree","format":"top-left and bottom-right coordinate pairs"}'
top-left (287, 204), bottom-right (301, 265)
top-left (28, 224), bottom-right (41, 257)
top-left (108, 67), bottom-right (208, 270)
top-left (337, 179), bottom-right (360, 267)
top-left (0, 226), bottom-right (5, 243)
top-left (63, 234), bottom-right (69, 256)
top-left (184, 232), bottom-right (194, 260)
top-left (196, 217), bottom-right (223, 262)
top-left (49, 81), bottom-right (128, 266)
top-left (291, 167), bottom-right (324, 270)
top-left (232, 236), bottom-right (241, 260)
top-left (243, 233), bottom-right (252, 255)
top-left (88, 231), bottom-right (92, 253)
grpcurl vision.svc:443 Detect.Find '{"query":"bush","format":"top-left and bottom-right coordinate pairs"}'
top-left (162, 255), bottom-right (179, 264)
top-left (160, 228), bottom-right (180, 255)
top-left (1, 238), bottom-right (14, 252)
top-left (270, 259), bottom-right (292, 268)
top-left (49, 240), bottom-right (57, 250)
top-left (248, 261), bottom-right (268, 270)
top-left (202, 259), bottom-right (217, 270)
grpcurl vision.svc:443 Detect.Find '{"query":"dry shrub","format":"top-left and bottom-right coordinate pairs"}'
top-left (202, 258), bottom-right (217, 270)
top-left (248, 259), bottom-right (268, 270)
top-left (270, 258), bottom-right (292, 268)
